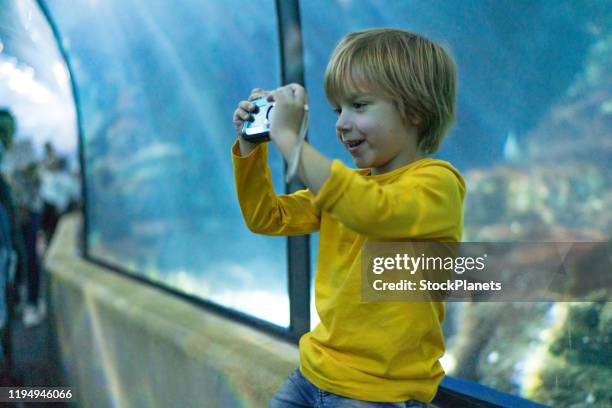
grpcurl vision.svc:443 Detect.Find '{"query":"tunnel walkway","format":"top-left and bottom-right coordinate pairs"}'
top-left (4, 271), bottom-right (76, 407)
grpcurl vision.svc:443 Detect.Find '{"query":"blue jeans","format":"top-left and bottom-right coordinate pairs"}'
top-left (269, 369), bottom-right (428, 408)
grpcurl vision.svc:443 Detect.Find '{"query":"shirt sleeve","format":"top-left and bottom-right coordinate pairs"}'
top-left (312, 159), bottom-right (464, 240)
top-left (232, 141), bottom-right (320, 236)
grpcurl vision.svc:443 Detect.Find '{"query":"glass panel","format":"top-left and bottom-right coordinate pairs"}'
top-left (43, 0), bottom-right (289, 327)
top-left (0, 0), bottom-right (78, 169)
top-left (301, 0), bottom-right (611, 405)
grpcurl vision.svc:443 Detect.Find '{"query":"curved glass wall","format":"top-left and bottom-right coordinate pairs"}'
top-left (301, 1), bottom-right (611, 406)
top-left (42, 0), bottom-right (290, 327)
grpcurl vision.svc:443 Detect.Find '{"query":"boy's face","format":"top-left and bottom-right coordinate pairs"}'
top-left (333, 89), bottom-right (421, 175)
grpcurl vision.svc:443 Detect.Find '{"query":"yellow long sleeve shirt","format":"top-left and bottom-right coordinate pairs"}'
top-left (232, 141), bottom-right (466, 402)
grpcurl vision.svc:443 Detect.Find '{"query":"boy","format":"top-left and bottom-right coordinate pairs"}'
top-left (232, 28), bottom-right (465, 407)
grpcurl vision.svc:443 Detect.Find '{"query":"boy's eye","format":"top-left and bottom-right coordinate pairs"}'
top-left (333, 107), bottom-right (342, 115)
top-left (352, 102), bottom-right (367, 110)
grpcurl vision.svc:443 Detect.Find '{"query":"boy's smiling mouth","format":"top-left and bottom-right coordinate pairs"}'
top-left (343, 139), bottom-right (366, 154)
top-left (343, 139), bottom-right (365, 149)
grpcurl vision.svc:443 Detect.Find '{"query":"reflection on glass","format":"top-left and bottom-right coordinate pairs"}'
top-left (43, 0), bottom-right (290, 327)
top-left (301, 0), bottom-right (611, 405)
top-left (0, 0), bottom-right (77, 164)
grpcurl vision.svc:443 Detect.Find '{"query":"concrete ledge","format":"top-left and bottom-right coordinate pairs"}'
top-left (44, 214), bottom-right (298, 408)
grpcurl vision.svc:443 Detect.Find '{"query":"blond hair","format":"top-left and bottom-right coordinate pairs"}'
top-left (324, 28), bottom-right (456, 154)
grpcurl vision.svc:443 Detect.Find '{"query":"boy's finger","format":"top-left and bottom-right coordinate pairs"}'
top-left (233, 107), bottom-right (251, 121)
top-left (249, 89), bottom-right (269, 101)
top-left (275, 86), bottom-right (293, 101)
top-left (270, 89), bottom-right (287, 104)
top-left (239, 100), bottom-right (256, 111)
top-left (249, 88), bottom-right (264, 98)
top-left (290, 85), bottom-right (307, 105)
top-left (239, 101), bottom-right (257, 113)
top-left (287, 83), bottom-right (304, 92)
top-left (232, 109), bottom-right (242, 122)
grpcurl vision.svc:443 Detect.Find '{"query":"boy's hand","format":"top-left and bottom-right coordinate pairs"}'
top-left (267, 84), bottom-right (309, 155)
top-left (232, 88), bottom-right (270, 155)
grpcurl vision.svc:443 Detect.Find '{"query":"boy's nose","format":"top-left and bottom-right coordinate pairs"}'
top-left (335, 115), bottom-right (352, 136)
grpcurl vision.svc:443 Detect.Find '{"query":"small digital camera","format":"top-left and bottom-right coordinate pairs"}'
top-left (241, 97), bottom-right (274, 143)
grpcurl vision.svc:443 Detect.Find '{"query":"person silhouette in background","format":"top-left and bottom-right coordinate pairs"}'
top-left (40, 142), bottom-right (78, 245)
top-left (0, 109), bottom-right (23, 383)
top-left (1, 123), bottom-right (45, 328)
